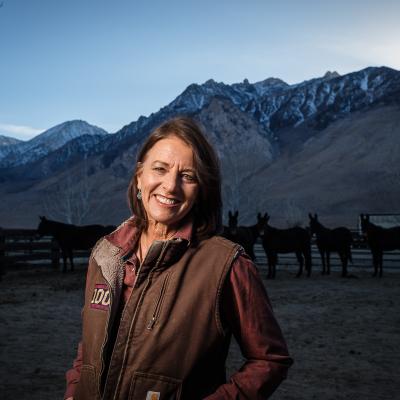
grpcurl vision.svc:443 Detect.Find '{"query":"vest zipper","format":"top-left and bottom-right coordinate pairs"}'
top-left (112, 240), bottom-right (170, 400)
top-left (147, 271), bottom-right (171, 330)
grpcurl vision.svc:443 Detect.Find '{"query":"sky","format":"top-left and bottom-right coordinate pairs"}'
top-left (1, 0), bottom-right (399, 140)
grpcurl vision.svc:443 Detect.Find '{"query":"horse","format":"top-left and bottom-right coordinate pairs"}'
top-left (222, 211), bottom-right (266, 260)
top-left (260, 213), bottom-right (312, 278)
top-left (222, 210), bottom-right (239, 241)
top-left (308, 213), bottom-right (353, 277)
top-left (360, 214), bottom-right (400, 277)
top-left (37, 216), bottom-right (115, 272)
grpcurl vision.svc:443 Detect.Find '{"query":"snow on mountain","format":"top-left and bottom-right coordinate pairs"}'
top-left (0, 120), bottom-right (108, 168)
top-left (114, 66), bottom-right (399, 148)
top-left (1, 66), bottom-right (399, 181)
top-left (256, 66), bottom-right (400, 131)
top-left (0, 135), bottom-right (23, 147)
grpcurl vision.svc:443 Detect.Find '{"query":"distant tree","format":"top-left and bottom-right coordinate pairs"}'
top-left (41, 161), bottom-right (103, 225)
top-left (282, 199), bottom-right (305, 227)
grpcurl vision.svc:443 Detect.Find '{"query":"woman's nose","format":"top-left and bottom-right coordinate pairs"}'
top-left (162, 172), bottom-right (179, 192)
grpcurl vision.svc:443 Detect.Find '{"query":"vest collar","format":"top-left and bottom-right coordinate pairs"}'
top-left (103, 216), bottom-right (192, 286)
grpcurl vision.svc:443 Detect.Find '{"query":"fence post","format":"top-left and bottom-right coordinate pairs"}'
top-left (51, 239), bottom-right (60, 270)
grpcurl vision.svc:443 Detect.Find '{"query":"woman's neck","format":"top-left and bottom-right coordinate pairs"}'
top-left (144, 221), bottom-right (178, 242)
top-left (136, 222), bottom-right (177, 264)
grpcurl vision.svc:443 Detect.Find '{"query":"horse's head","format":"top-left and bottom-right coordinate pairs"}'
top-left (256, 212), bottom-right (269, 237)
top-left (228, 210), bottom-right (239, 236)
top-left (308, 213), bottom-right (320, 235)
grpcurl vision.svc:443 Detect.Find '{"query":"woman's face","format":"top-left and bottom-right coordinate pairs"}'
top-left (137, 136), bottom-right (199, 232)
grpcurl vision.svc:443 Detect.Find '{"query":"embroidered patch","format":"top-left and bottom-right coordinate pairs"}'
top-left (146, 392), bottom-right (160, 400)
top-left (90, 284), bottom-right (110, 311)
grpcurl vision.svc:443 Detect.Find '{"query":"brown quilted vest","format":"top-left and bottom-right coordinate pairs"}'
top-left (74, 234), bottom-right (240, 400)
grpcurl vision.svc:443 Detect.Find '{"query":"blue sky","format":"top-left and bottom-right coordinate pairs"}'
top-left (1, 0), bottom-right (399, 140)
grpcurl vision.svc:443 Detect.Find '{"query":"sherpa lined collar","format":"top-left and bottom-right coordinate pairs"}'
top-left (105, 216), bottom-right (192, 285)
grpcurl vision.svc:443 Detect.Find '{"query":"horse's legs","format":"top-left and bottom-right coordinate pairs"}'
top-left (378, 251), bottom-right (383, 278)
top-left (372, 250), bottom-right (378, 277)
top-left (266, 252), bottom-right (272, 279)
top-left (295, 251), bottom-right (303, 277)
top-left (326, 252), bottom-right (331, 275)
top-left (248, 244), bottom-right (255, 261)
top-left (319, 250), bottom-right (326, 274)
top-left (339, 251), bottom-right (348, 277)
top-left (304, 246), bottom-right (312, 277)
top-left (69, 249), bottom-right (74, 272)
top-left (272, 253), bottom-right (278, 279)
top-left (61, 250), bottom-right (68, 273)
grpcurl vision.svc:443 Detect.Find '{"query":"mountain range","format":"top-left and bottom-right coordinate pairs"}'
top-left (0, 66), bottom-right (399, 229)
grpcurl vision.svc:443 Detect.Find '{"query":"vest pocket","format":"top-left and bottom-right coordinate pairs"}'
top-left (74, 364), bottom-right (100, 400)
top-left (128, 371), bottom-right (182, 400)
top-left (147, 272), bottom-right (171, 330)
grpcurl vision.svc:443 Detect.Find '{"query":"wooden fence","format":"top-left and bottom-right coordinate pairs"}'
top-left (0, 229), bottom-right (90, 271)
top-left (0, 229), bottom-right (399, 276)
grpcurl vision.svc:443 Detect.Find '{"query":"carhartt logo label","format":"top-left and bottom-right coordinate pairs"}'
top-left (146, 391), bottom-right (160, 400)
top-left (90, 284), bottom-right (110, 311)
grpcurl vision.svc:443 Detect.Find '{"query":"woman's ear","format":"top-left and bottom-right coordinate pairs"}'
top-left (136, 162), bottom-right (143, 190)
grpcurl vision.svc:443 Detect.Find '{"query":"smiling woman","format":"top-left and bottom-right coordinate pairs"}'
top-left (135, 136), bottom-right (199, 244)
top-left (128, 117), bottom-right (222, 242)
top-left (64, 117), bottom-right (293, 400)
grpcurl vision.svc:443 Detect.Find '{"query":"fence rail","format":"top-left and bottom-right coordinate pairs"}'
top-left (1, 229), bottom-right (399, 275)
top-left (0, 229), bottom-right (90, 271)
top-left (253, 243), bottom-right (400, 278)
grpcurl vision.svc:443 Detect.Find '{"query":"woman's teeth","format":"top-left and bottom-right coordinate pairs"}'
top-left (156, 195), bottom-right (178, 205)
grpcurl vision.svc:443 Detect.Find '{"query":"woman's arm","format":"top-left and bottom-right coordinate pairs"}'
top-left (64, 341), bottom-right (82, 399)
top-left (205, 253), bottom-right (293, 399)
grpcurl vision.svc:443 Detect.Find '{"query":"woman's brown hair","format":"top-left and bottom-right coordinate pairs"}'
top-left (127, 116), bottom-right (222, 240)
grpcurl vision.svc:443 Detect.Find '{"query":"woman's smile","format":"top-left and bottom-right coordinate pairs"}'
top-left (154, 194), bottom-right (180, 206)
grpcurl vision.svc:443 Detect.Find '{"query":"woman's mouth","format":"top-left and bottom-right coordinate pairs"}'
top-left (155, 194), bottom-right (180, 206)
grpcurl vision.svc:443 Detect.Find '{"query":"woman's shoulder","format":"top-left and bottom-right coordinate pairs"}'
top-left (200, 234), bottom-right (242, 252)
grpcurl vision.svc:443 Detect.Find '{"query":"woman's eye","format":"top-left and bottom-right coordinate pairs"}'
top-left (153, 167), bottom-right (165, 173)
top-left (183, 174), bottom-right (196, 182)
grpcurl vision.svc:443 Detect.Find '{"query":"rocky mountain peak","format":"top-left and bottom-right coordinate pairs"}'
top-left (323, 71), bottom-right (340, 80)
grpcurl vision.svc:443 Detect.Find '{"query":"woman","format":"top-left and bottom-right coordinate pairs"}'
top-left (65, 117), bottom-right (293, 400)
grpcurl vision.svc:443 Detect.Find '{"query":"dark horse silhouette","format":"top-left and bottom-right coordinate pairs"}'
top-left (222, 211), bottom-right (266, 260)
top-left (37, 216), bottom-right (115, 272)
top-left (308, 213), bottom-right (353, 277)
top-left (360, 214), bottom-right (400, 277)
top-left (260, 213), bottom-right (312, 278)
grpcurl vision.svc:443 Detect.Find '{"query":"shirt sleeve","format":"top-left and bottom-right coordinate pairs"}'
top-left (64, 340), bottom-right (83, 399)
top-left (204, 253), bottom-right (294, 399)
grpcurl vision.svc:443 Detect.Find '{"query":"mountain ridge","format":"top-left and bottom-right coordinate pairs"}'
top-left (0, 66), bottom-right (399, 227)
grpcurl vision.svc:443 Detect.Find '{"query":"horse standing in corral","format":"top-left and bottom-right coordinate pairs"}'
top-left (360, 214), bottom-right (400, 277)
top-left (37, 216), bottom-right (115, 272)
top-left (308, 213), bottom-right (353, 277)
top-left (260, 213), bottom-right (312, 278)
top-left (222, 211), bottom-right (266, 260)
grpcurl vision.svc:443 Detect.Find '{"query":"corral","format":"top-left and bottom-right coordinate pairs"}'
top-left (0, 231), bottom-right (399, 400)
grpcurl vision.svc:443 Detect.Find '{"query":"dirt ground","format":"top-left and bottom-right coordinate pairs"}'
top-left (0, 262), bottom-right (399, 400)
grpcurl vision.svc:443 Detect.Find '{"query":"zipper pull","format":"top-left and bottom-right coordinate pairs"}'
top-left (147, 316), bottom-right (156, 330)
